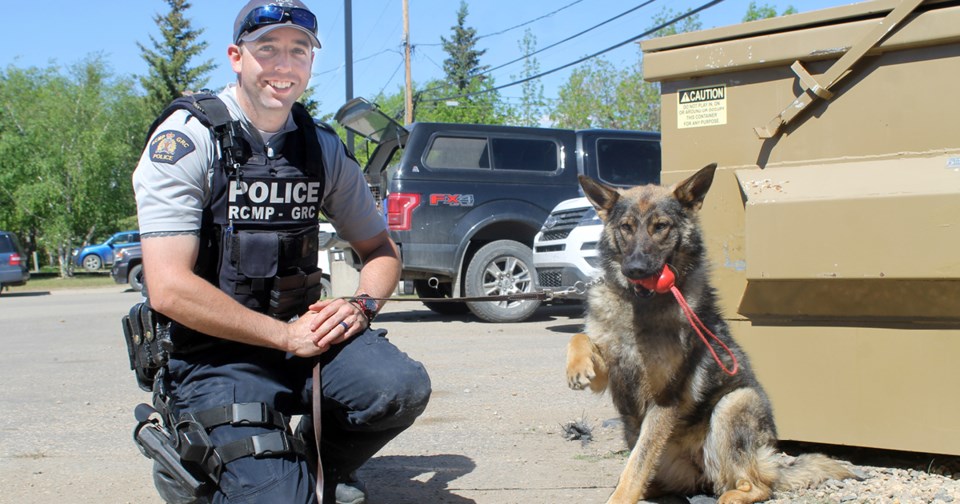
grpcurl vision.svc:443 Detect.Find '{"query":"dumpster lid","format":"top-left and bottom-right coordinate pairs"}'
top-left (641, 0), bottom-right (946, 53)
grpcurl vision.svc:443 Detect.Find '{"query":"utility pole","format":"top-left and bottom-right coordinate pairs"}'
top-left (344, 0), bottom-right (354, 152)
top-left (403, 0), bottom-right (413, 124)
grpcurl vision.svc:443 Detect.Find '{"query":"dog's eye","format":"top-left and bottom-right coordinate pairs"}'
top-left (619, 223), bottom-right (633, 235)
top-left (652, 221), bottom-right (670, 234)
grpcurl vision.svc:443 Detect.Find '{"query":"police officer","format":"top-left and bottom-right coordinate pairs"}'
top-left (132, 1), bottom-right (431, 503)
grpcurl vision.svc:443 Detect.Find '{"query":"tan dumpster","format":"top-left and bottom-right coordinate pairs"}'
top-left (642, 0), bottom-right (960, 455)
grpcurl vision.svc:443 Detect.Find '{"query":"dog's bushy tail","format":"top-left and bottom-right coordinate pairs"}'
top-left (774, 453), bottom-right (857, 491)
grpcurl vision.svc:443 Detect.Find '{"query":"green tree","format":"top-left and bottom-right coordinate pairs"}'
top-left (511, 29), bottom-right (546, 127)
top-left (743, 1), bottom-right (798, 22)
top-left (415, 1), bottom-right (507, 124)
top-left (0, 59), bottom-right (151, 275)
top-left (441, 1), bottom-right (489, 93)
top-left (138, 0), bottom-right (217, 115)
top-left (550, 7), bottom-right (702, 131)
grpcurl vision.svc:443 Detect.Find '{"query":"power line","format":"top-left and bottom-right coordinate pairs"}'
top-left (415, 0), bottom-right (658, 98)
top-left (477, 0), bottom-right (585, 40)
top-left (417, 0), bottom-right (586, 47)
top-left (377, 57), bottom-right (406, 97)
top-left (316, 0), bottom-right (582, 77)
top-left (485, 0), bottom-right (656, 77)
top-left (419, 0), bottom-right (725, 105)
top-left (315, 48), bottom-right (399, 77)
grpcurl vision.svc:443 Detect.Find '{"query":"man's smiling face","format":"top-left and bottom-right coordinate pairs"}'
top-left (230, 26), bottom-right (314, 128)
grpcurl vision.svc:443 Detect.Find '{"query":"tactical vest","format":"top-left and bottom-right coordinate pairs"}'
top-left (145, 94), bottom-right (329, 350)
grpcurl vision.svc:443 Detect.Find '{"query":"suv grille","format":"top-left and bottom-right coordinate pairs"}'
top-left (538, 269), bottom-right (563, 288)
top-left (539, 208), bottom-right (588, 241)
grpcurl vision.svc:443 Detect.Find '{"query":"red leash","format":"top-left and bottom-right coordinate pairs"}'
top-left (633, 266), bottom-right (739, 376)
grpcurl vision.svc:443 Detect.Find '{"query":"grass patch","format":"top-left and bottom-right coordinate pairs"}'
top-left (8, 270), bottom-right (117, 292)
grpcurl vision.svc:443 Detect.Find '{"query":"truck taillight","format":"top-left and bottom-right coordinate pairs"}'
top-left (386, 193), bottom-right (420, 231)
top-left (9, 253), bottom-right (21, 266)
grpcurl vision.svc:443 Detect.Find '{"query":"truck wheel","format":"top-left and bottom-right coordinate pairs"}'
top-left (464, 240), bottom-right (541, 323)
top-left (320, 276), bottom-right (332, 299)
top-left (414, 280), bottom-right (470, 315)
top-left (127, 264), bottom-right (144, 292)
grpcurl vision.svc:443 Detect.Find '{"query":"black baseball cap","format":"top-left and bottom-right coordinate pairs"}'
top-left (234, 0), bottom-right (321, 48)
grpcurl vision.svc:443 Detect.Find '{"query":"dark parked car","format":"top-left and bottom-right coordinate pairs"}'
top-left (73, 230), bottom-right (140, 271)
top-left (111, 245), bottom-right (143, 292)
top-left (0, 231), bottom-right (30, 294)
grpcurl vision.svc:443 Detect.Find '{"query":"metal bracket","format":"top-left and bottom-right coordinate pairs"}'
top-left (754, 0), bottom-right (926, 139)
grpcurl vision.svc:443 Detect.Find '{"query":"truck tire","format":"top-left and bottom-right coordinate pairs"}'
top-left (320, 276), bottom-right (332, 299)
top-left (128, 264), bottom-right (144, 292)
top-left (464, 240), bottom-right (541, 323)
top-left (414, 280), bottom-right (470, 315)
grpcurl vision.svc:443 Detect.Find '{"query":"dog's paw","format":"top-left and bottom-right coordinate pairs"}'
top-left (566, 333), bottom-right (606, 391)
top-left (717, 479), bottom-right (769, 504)
top-left (566, 357), bottom-right (596, 390)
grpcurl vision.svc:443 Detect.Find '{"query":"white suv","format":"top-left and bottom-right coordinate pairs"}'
top-left (532, 197), bottom-right (602, 300)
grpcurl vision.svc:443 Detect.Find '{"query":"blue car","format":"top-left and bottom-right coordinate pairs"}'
top-left (0, 231), bottom-right (30, 294)
top-left (73, 230), bottom-right (140, 271)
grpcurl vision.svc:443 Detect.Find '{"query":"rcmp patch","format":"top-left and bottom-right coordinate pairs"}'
top-left (149, 130), bottom-right (195, 164)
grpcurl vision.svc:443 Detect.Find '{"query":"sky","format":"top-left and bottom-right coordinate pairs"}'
top-left (2, 0), bottom-right (855, 120)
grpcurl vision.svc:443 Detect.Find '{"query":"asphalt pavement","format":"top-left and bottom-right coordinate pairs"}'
top-left (0, 286), bottom-right (626, 504)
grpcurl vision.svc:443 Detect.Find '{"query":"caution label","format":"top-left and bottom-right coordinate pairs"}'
top-left (677, 84), bottom-right (727, 129)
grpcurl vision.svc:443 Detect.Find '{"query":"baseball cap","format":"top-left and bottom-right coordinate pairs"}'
top-left (234, 0), bottom-right (321, 49)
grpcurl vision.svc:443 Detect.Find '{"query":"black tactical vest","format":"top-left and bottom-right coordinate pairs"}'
top-left (145, 94), bottom-right (328, 350)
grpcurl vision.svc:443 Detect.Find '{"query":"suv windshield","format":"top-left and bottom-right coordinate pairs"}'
top-left (596, 137), bottom-right (661, 186)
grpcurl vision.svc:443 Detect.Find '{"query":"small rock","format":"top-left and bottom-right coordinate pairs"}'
top-left (934, 488), bottom-right (954, 503)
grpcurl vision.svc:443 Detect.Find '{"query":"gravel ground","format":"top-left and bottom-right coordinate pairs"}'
top-left (763, 444), bottom-right (960, 504)
top-left (624, 439), bottom-right (960, 504)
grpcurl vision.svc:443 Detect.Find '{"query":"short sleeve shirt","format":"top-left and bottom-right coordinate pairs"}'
top-left (132, 85), bottom-right (384, 244)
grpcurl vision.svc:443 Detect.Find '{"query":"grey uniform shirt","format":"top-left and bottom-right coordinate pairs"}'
top-left (133, 85), bottom-right (384, 243)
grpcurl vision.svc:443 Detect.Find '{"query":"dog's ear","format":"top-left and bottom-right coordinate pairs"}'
top-left (673, 163), bottom-right (718, 211)
top-left (579, 175), bottom-right (619, 220)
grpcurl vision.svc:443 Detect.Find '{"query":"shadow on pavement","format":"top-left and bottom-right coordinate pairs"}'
top-left (1, 290), bottom-right (51, 297)
top-left (360, 454), bottom-right (477, 503)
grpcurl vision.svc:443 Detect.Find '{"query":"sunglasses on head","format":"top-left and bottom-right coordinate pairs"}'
top-left (236, 5), bottom-right (318, 43)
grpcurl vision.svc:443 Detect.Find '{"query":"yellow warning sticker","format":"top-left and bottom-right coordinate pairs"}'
top-left (677, 85), bottom-right (727, 129)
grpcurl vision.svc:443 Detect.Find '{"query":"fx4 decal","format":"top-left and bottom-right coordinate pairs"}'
top-left (429, 194), bottom-right (475, 207)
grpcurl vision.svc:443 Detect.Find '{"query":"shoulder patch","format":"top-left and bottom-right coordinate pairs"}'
top-left (149, 130), bottom-right (196, 164)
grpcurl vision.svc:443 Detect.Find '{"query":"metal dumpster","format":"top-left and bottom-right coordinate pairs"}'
top-left (641, 0), bottom-right (960, 455)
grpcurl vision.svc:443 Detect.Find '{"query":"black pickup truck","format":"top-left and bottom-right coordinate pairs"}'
top-left (336, 98), bottom-right (660, 322)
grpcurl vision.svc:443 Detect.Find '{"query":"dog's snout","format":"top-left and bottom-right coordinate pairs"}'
top-left (621, 256), bottom-right (659, 280)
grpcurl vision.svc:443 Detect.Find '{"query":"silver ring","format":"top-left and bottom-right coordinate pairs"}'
top-left (339, 321), bottom-right (349, 331)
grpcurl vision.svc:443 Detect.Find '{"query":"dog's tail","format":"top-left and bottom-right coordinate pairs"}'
top-left (774, 453), bottom-right (857, 491)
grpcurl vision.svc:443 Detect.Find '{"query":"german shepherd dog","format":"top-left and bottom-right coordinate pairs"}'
top-left (566, 164), bottom-right (854, 503)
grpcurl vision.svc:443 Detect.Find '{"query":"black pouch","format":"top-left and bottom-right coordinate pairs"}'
top-left (268, 268), bottom-right (325, 320)
top-left (122, 303), bottom-right (173, 392)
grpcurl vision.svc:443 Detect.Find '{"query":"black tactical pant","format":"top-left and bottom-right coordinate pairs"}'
top-left (163, 328), bottom-right (431, 503)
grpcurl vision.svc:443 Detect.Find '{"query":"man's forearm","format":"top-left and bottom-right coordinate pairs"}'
top-left (348, 231), bottom-right (401, 303)
top-left (149, 272), bottom-right (290, 351)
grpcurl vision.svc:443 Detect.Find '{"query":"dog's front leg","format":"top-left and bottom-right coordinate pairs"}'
top-left (566, 333), bottom-right (608, 392)
top-left (607, 405), bottom-right (678, 504)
